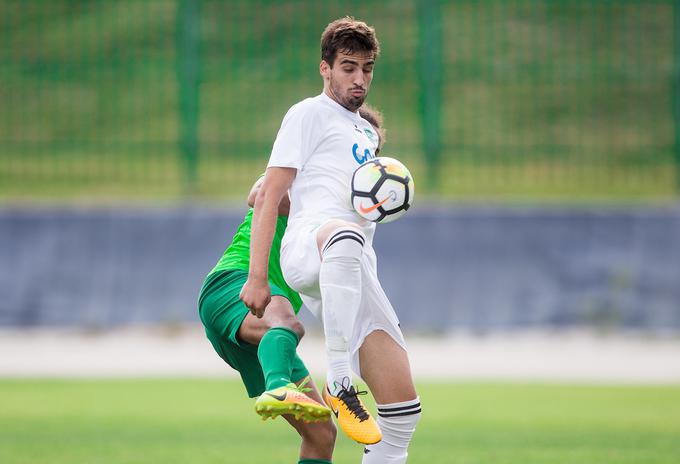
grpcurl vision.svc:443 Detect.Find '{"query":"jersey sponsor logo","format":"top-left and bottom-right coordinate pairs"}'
top-left (352, 143), bottom-right (376, 164)
top-left (363, 128), bottom-right (377, 143)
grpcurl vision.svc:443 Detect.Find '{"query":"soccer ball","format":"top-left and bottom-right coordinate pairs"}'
top-left (351, 157), bottom-right (415, 223)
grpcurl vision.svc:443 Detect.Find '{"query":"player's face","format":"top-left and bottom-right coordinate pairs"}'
top-left (322, 51), bottom-right (375, 112)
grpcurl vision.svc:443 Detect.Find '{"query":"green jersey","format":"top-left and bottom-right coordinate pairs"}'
top-left (209, 209), bottom-right (303, 313)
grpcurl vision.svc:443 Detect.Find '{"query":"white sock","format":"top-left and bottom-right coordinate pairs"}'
top-left (362, 397), bottom-right (421, 464)
top-left (319, 228), bottom-right (365, 395)
top-left (326, 352), bottom-right (352, 394)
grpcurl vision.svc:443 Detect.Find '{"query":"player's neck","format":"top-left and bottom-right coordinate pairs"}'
top-left (322, 88), bottom-right (358, 116)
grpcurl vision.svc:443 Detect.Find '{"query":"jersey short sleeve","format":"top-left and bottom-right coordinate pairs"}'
top-left (268, 99), bottom-right (323, 170)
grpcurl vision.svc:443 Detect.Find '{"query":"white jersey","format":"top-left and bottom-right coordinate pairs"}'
top-left (270, 93), bottom-right (408, 364)
top-left (267, 92), bottom-right (380, 240)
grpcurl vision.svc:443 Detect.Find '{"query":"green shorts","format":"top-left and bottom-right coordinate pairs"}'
top-left (198, 269), bottom-right (309, 398)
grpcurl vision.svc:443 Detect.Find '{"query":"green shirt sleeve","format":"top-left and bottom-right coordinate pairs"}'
top-left (208, 209), bottom-right (303, 313)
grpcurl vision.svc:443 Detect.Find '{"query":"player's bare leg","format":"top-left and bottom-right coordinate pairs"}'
top-left (358, 330), bottom-right (417, 403)
top-left (241, 296), bottom-right (331, 423)
top-left (359, 330), bottom-right (421, 463)
top-left (315, 219), bottom-right (381, 444)
top-left (283, 377), bottom-right (337, 463)
top-left (238, 295), bottom-right (305, 345)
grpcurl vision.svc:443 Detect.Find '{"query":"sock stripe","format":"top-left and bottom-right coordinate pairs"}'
top-left (378, 407), bottom-right (422, 418)
top-left (322, 232), bottom-right (365, 254)
top-left (325, 234), bottom-right (364, 252)
top-left (328, 228), bottom-right (365, 243)
top-left (323, 229), bottom-right (365, 252)
top-left (378, 401), bottom-right (421, 412)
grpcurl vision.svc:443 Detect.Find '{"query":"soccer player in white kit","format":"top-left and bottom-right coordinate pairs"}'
top-left (241, 17), bottom-right (421, 463)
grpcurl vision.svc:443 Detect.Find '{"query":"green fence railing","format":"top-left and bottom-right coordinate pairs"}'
top-left (0, 0), bottom-right (677, 202)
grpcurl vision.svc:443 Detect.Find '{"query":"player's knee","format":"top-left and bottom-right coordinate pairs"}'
top-left (320, 227), bottom-right (366, 261)
top-left (263, 297), bottom-right (305, 340)
top-left (288, 318), bottom-right (305, 340)
top-left (270, 316), bottom-right (304, 341)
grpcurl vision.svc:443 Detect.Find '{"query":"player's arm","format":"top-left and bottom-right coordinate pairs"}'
top-left (247, 176), bottom-right (291, 216)
top-left (240, 167), bottom-right (296, 317)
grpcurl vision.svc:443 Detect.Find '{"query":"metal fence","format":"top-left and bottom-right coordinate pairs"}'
top-left (1, 0), bottom-right (677, 201)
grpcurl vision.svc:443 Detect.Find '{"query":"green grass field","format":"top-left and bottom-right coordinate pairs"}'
top-left (1, 379), bottom-right (679, 464)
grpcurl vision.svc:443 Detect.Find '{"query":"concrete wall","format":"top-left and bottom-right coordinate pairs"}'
top-left (1, 206), bottom-right (679, 331)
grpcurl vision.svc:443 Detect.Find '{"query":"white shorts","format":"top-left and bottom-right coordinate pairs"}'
top-left (281, 220), bottom-right (407, 378)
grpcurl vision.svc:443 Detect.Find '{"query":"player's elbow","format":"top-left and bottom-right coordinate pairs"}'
top-left (254, 189), bottom-right (287, 219)
top-left (252, 184), bottom-right (274, 209)
top-left (247, 190), bottom-right (258, 208)
top-left (254, 168), bottom-right (296, 212)
top-left (247, 177), bottom-right (265, 208)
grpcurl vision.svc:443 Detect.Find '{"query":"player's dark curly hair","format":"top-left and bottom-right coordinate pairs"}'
top-left (358, 104), bottom-right (386, 153)
top-left (321, 17), bottom-right (380, 67)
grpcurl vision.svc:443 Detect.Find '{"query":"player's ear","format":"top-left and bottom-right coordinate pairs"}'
top-left (320, 60), bottom-right (330, 80)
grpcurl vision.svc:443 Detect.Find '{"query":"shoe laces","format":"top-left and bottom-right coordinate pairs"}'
top-left (335, 377), bottom-right (370, 421)
top-left (291, 376), bottom-right (312, 394)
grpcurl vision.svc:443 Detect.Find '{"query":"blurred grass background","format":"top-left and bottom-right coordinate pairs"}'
top-left (1, 0), bottom-right (677, 202)
top-left (1, 379), bottom-right (679, 464)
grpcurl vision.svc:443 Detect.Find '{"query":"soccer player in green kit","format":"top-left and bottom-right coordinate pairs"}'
top-left (198, 105), bottom-right (385, 464)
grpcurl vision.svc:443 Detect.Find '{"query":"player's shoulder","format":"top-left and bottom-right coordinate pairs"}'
top-left (286, 94), bottom-right (333, 119)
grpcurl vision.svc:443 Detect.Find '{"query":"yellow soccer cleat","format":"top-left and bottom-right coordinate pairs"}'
top-left (322, 379), bottom-right (382, 445)
top-left (255, 378), bottom-right (331, 423)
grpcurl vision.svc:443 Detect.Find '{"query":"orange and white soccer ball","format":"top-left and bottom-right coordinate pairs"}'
top-left (351, 157), bottom-right (415, 223)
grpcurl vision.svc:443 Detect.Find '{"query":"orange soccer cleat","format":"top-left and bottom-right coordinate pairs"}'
top-left (323, 378), bottom-right (382, 445)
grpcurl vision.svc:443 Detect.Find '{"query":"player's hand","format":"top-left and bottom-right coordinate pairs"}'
top-left (240, 277), bottom-right (271, 318)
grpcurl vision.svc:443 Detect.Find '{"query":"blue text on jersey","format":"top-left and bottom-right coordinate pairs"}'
top-left (352, 143), bottom-right (375, 164)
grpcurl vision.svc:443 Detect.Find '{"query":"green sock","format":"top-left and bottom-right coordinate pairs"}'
top-left (258, 327), bottom-right (299, 391)
top-left (298, 460), bottom-right (332, 464)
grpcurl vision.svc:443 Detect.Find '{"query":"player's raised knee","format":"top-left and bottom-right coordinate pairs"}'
top-left (316, 220), bottom-right (364, 250)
